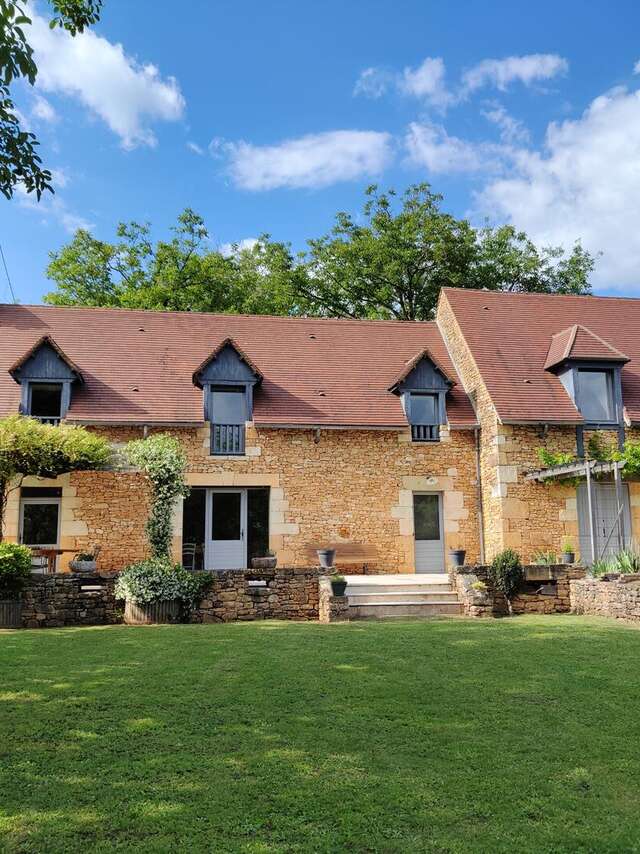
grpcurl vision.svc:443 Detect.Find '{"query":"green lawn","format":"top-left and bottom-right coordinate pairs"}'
top-left (1, 617), bottom-right (640, 853)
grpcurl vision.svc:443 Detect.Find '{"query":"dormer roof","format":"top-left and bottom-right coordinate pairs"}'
top-left (544, 324), bottom-right (630, 371)
top-left (9, 335), bottom-right (84, 383)
top-left (192, 338), bottom-right (263, 389)
top-left (388, 349), bottom-right (456, 393)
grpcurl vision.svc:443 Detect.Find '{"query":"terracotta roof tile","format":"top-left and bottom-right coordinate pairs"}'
top-left (441, 288), bottom-right (640, 425)
top-left (0, 304), bottom-right (477, 428)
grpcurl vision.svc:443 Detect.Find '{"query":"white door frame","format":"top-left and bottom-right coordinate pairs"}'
top-left (204, 488), bottom-right (247, 570)
top-left (413, 491), bottom-right (445, 573)
top-left (19, 496), bottom-right (62, 572)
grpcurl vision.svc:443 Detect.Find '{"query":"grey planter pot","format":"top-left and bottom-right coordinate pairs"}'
top-left (124, 599), bottom-right (181, 625)
top-left (448, 549), bottom-right (466, 567)
top-left (561, 552), bottom-right (575, 565)
top-left (69, 560), bottom-right (97, 574)
top-left (251, 556), bottom-right (277, 569)
top-left (0, 600), bottom-right (22, 629)
top-left (317, 549), bottom-right (336, 569)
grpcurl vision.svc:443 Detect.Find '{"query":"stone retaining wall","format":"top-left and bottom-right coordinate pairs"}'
top-left (318, 576), bottom-right (350, 623)
top-left (192, 568), bottom-right (322, 622)
top-left (570, 575), bottom-right (640, 621)
top-left (21, 573), bottom-right (119, 628)
top-left (451, 565), bottom-right (586, 617)
top-left (16, 568), bottom-right (327, 628)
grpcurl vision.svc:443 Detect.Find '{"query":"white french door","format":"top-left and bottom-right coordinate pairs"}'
top-left (204, 488), bottom-right (247, 570)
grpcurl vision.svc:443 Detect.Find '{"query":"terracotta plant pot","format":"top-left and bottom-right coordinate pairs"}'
top-left (317, 549), bottom-right (336, 569)
top-left (448, 549), bottom-right (466, 567)
top-left (251, 556), bottom-right (277, 569)
top-left (331, 579), bottom-right (347, 596)
top-left (0, 600), bottom-right (22, 629)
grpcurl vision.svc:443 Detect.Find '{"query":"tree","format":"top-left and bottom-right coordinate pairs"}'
top-left (45, 208), bottom-right (305, 315)
top-left (297, 185), bottom-right (595, 320)
top-left (0, 0), bottom-right (103, 200)
top-left (0, 415), bottom-right (111, 540)
top-left (43, 186), bottom-right (597, 321)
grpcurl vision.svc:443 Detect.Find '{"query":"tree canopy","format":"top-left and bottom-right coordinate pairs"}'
top-left (44, 184), bottom-right (596, 321)
top-left (0, 0), bottom-right (103, 200)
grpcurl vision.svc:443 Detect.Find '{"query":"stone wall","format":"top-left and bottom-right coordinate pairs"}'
top-left (21, 573), bottom-right (120, 628)
top-left (16, 568), bottom-right (329, 628)
top-left (451, 564), bottom-right (586, 617)
top-left (193, 568), bottom-right (322, 622)
top-left (570, 575), bottom-right (640, 621)
top-left (3, 422), bottom-right (481, 574)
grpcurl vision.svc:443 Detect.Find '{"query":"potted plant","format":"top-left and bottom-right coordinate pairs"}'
top-left (448, 547), bottom-right (466, 567)
top-left (330, 573), bottom-right (348, 596)
top-left (251, 550), bottom-right (277, 570)
top-left (317, 548), bottom-right (336, 569)
top-left (115, 559), bottom-right (211, 625)
top-left (69, 546), bottom-right (101, 574)
top-left (561, 538), bottom-right (575, 565)
top-left (0, 543), bottom-right (32, 629)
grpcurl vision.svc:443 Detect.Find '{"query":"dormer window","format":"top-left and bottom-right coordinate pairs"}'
top-left (9, 336), bottom-right (83, 426)
top-left (544, 325), bottom-right (628, 429)
top-left (388, 349), bottom-right (455, 444)
top-left (576, 369), bottom-right (615, 423)
top-left (192, 338), bottom-right (262, 457)
top-left (408, 392), bottom-right (440, 442)
top-left (29, 383), bottom-right (64, 425)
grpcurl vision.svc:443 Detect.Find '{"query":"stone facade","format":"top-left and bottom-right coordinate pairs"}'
top-left (436, 291), bottom-right (640, 564)
top-left (570, 575), bottom-right (640, 621)
top-left (2, 421), bottom-right (481, 574)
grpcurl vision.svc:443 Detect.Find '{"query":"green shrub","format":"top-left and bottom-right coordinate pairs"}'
top-left (589, 559), bottom-right (613, 578)
top-left (612, 548), bottom-right (640, 575)
top-left (114, 559), bottom-right (211, 606)
top-left (532, 550), bottom-right (557, 565)
top-left (487, 549), bottom-right (523, 612)
top-left (0, 543), bottom-right (32, 599)
top-left (561, 538), bottom-right (575, 555)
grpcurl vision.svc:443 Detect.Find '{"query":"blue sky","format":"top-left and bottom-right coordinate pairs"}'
top-left (3, 0), bottom-right (640, 304)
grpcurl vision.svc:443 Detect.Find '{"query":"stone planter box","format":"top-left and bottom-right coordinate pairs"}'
top-left (251, 556), bottom-right (277, 569)
top-left (124, 599), bottom-right (182, 625)
top-left (0, 600), bottom-right (22, 629)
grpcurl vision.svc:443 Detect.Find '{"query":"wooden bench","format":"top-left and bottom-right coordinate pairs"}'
top-left (303, 543), bottom-right (380, 573)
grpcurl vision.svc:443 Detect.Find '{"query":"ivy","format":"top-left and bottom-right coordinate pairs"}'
top-left (125, 434), bottom-right (189, 560)
top-left (114, 559), bottom-right (212, 607)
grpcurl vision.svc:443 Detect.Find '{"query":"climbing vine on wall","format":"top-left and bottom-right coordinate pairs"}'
top-left (125, 434), bottom-right (190, 560)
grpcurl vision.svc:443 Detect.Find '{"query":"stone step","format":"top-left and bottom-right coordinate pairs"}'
top-left (347, 591), bottom-right (459, 605)
top-left (349, 601), bottom-right (463, 619)
top-left (345, 583), bottom-right (453, 596)
top-left (345, 573), bottom-right (450, 586)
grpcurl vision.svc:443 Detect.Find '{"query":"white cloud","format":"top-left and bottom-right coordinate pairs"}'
top-left (27, 2), bottom-right (184, 148)
top-left (16, 181), bottom-right (92, 234)
top-left (477, 86), bottom-right (640, 288)
top-left (482, 103), bottom-right (530, 144)
top-left (405, 122), bottom-right (505, 174)
top-left (186, 141), bottom-right (204, 155)
top-left (219, 237), bottom-right (259, 257)
top-left (31, 94), bottom-right (57, 123)
top-left (462, 54), bottom-right (568, 94)
top-left (353, 67), bottom-right (393, 99)
top-left (400, 57), bottom-right (451, 108)
top-left (223, 130), bottom-right (393, 190)
top-left (634, 60), bottom-right (640, 75)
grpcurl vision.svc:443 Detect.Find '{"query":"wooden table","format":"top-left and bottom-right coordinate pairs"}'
top-left (31, 548), bottom-right (76, 574)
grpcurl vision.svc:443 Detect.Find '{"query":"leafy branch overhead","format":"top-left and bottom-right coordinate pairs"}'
top-left (45, 185), bottom-right (596, 320)
top-left (0, 0), bottom-right (103, 200)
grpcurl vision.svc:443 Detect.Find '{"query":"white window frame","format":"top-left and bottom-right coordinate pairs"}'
top-left (19, 496), bottom-right (62, 548)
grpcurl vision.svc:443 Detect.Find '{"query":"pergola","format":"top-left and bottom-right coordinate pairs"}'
top-left (524, 459), bottom-right (627, 564)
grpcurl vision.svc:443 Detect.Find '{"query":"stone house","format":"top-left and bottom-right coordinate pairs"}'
top-left (1, 287), bottom-right (639, 573)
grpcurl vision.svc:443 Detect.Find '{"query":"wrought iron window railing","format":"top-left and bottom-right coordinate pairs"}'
top-left (211, 423), bottom-right (245, 455)
top-left (33, 416), bottom-right (61, 426)
top-left (411, 423), bottom-right (440, 442)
